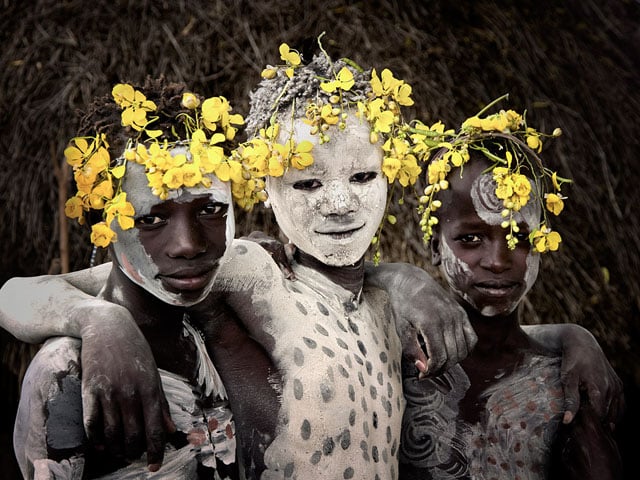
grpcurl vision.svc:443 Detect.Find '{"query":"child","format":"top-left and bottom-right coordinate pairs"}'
top-left (399, 110), bottom-right (622, 478)
top-left (12, 78), bottom-right (281, 478)
top-left (1, 45), bottom-right (622, 479)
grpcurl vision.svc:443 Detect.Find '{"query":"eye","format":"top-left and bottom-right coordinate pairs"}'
top-left (293, 179), bottom-right (322, 191)
top-left (514, 229), bottom-right (531, 244)
top-left (135, 215), bottom-right (166, 227)
top-left (199, 202), bottom-right (228, 217)
top-left (456, 233), bottom-right (482, 245)
top-left (350, 171), bottom-right (378, 184)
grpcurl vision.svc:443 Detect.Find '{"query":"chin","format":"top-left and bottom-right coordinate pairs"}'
top-left (478, 302), bottom-right (519, 317)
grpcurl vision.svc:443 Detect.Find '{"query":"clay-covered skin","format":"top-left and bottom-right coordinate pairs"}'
top-left (111, 154), bottom-right (235, 307)
top-left (400, 157), bottom-right (622, 480)
top-left (266, 119), bottom-right (387, 267)
top-left (434, 160), bottom-right (540, 317)
top-left (13, 154), bottom-right (246, 478)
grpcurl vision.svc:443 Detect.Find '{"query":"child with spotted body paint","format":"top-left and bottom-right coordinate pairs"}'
top-left (0, 44), bottom-right (624, 479)
top-left (399, 128), bottom-right (623, 479)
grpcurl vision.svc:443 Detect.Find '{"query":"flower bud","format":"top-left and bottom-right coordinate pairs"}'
top-left (181, 92), bottom-right (200, 110)
top-left (261, 68), bottom-right (277, 79)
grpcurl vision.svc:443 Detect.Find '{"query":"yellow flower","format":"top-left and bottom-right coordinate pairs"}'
top-left (526, 128), bottom-right (542, 152)
top-left (367, 99), bottom-right (394, 133)
top-left (512, 174), bottom-right (531, 199)
top-left (114, 84), bottom-right (157, 131)
top-left (531, 227), bottom-right (562, 253)
top-left (88, 179), bottom-right (114, 209)
top-left (201, 145), bottom-right (225, 173)
top-left (181, 92), bottom-right (200, 110)
top-left (64, 138), bottom-right (95, 168)
top-left (504, 110), bottom-right (523, 130)
top-left (371, 68), bottom-right (400, 97)
top-left (320, 66), bottom-right (355, 93)
top-left (461, 116), bottom-right (483, 131)
top-left (393, 82), bottom-right (414, 107)
top-left (111, 83), bottom-right (136, 107)
top-left (261, 68), bottom-right (277, 79)
top-left (494, 175), bottom-right (514, 201)
top-left (268, 155), bottom-right (285, 177)
top-left (427, 158), bottom-right (451, 185)
top-left (443, 148), bottom-right (469, 168)
top-left (320, 104), bottom-right (339, 125)
top-left (201, 97), bottom-right (227, 129)
top-left (181, 163), bottom-right (203, 187)
top-left (382, 156), bottom-right (401, 183)
top-left (146, 171), bottom-right (165, 194)
top-left (148, 143), bottom-right (183, 170)
top-left (215, 160), bottom-right (243, 183)
top-left (545, 192), bottom-right (565, 215)
top-left (64, 195), bottom-right (85, 219)
top-left (279, 43), bottom-right (301, 66)
top-left (289, 140), bottom-right (314, 170)
top-left (163, 168), bottom-right (184, 189)
top-left (90, 222), bottom-right (117, 248)
top-left (397, 154), bottom-right (421, 187)
top-left (105, 193), bottom-right (135, 230)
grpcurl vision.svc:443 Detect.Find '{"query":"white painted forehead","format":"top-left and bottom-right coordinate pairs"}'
top-left (275, 118), bottom-right (381, 180)
top-left (121, 150), bottom-right (232, 216)
top-left (471, 172), bottom-right (540, 229)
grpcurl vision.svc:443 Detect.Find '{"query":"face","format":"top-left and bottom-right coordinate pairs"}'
top-left (111, 151), bottom-right (235, 306)
top-left (432, 159), bottom-right (540, 316)
top-left (266, 119), bottom-right (387, 266)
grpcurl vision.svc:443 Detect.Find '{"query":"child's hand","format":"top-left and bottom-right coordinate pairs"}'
top-left (364, 262), bottom-right (477, 376)
top-left (525, 323), bottom-right (624, 428)
top-left (557, 326), bottom-right (624, 428)
top-left (78, 301), bottom-right (174, 471)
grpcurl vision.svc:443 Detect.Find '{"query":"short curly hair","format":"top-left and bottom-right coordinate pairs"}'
top-left (77, 76), bottom-right (195, 163)
top-left (245, 53), bottom-right (372, 136)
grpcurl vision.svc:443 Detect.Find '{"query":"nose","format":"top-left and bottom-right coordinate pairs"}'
top-left (166, 216), bottom-right (206, 259)
top-left (480, 237), bottom-right (512, 273)
top-left (319, 181), bottom-right (359, 217)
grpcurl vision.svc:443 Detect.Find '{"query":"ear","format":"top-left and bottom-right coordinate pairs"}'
top-left (430, 230), bottom-right (442, 266)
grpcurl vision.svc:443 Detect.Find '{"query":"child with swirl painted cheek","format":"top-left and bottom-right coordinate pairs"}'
top-left (11, 79), bottom-right (268, 479)
top-left (399, 136), bottom-right (623, 479)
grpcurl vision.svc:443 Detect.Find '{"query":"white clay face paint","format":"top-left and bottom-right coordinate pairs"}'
top-left (110, 150), bottom-right (235, 306)
top-left (266, 119), bottom-right (387, 266)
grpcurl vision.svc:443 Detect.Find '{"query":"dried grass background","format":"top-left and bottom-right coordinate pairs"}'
top-left (1, 0), bottom-right (638, 477)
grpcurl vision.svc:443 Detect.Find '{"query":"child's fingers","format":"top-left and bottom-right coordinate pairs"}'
top-left (560, 370), bottom-right (581, 424)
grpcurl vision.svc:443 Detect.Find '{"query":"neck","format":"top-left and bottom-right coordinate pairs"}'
top-left (102, 264), bottom-right (186, 329)
top-left (463, 303), bottom-right (528, 355)
top-left (295, 250), bottom-right (364, 296)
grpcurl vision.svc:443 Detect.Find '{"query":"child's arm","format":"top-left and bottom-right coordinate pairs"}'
top-left (0, 263), bottom-right (111, 343)
top-left (524, 323), bottom-right (623, 427)
top-left (364, 261), bottom-right (477, 376)
top-left (551, 403), bottom-right (623, 480)
top-left (0, 266), bottom-right (172, 471)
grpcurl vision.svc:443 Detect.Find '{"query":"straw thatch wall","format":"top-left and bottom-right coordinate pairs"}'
top-left (1, 0), bottom-right (638, 477)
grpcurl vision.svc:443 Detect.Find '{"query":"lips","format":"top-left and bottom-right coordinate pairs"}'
top-left (315, 224), bottom-right (365, 240)
top-left (473, 280), bottom-right (520, 298)
top-left (158, 264), bottom-right (218, 292)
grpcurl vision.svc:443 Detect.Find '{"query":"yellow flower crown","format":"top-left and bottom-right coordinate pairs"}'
top-left (244, 34), bottom-right (421, 263)
top-left (64, 83), bottom-right (268, 248)
top-left (413, 96), bottom-right (570, 254)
